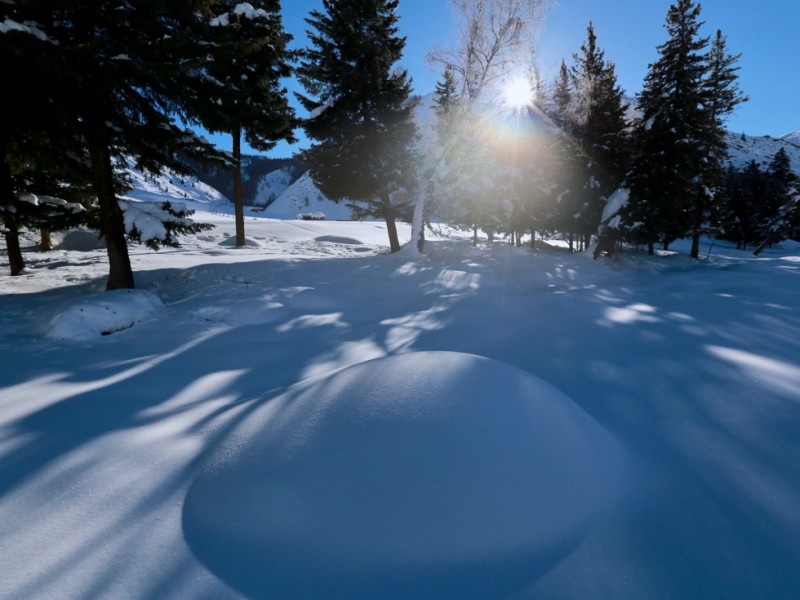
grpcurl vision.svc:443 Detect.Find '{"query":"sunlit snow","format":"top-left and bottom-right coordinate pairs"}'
top-left (2, 171), bottom-right (800, 599)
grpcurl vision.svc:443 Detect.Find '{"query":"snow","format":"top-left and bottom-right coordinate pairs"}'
top-left (0, 17), bottom-right (50, 41)
top-left (183, 351), bottom-right (627, 599)
top-left (265, 170), bottom-right (353, 220)
top-left (599, 186), bottom-right (630, 229)
top-left (726, 131), bottom-right (800, 172)
top-left (2, 192), bottom-right (800, 598)
top-left (46, 289), bottom-right (163, 340)
top-left (309, 102), bottom-right (333, 120)
top-left (210, 3), bottom-right (269, 27)
top-left (253, 168), bottom-right (294, 206)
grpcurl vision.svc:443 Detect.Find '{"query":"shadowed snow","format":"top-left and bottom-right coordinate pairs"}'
top-left (182, 351), bottom-right (627, 599)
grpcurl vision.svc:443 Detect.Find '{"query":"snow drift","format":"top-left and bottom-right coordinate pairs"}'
top-left (182, 351), bottom-right (627, 599)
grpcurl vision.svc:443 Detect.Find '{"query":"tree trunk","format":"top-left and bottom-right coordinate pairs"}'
top-left (87, 122), bottom-right (135, 290)
top-left (0, 155), bottom-right (25, 275)
top-left (3, 212), bottom-right (25, 276)
top-left (648, 240), bottom-right (655, 255)
top-left (472, 224), bottom-right (478, 247)
top-left (752, 235), bottom-right (774, 256)
top-left (690, 232), bottom-right (700, 259)
top-left (232, 126), bottom-right (246, 248)
top-left (409, 189), bottom-right (426, 252)
top-left (380, 192), bottom-right (400, 253)
top-left (41, 228), bottom-right (52, 252)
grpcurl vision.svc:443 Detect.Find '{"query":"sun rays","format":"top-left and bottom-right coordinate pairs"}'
top-left (501, 74), bottom-right (536, 112)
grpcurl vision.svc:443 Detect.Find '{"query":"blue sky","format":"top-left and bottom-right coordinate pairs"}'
top-left (202, 0), bottom-right (799, 157)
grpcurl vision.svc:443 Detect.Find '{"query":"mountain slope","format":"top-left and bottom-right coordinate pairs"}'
top-left (261, 171), bottom-right (353, 220)
top-left (726, 132), bottom-right (800, 173)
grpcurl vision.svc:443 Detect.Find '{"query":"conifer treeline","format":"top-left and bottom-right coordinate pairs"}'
top-left (1, 0), bottom-right (295, 287)
top-left (430, 0), bottom-right (798, 256)
top-left (2, 0), bottom-right (798, 288)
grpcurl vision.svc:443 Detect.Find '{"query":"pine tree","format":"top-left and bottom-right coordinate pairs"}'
top-left (626, 0), bottom-right (711, 254)
top-left (5, 0), bottom-right (226, 289)
top-left (433, 67), bottom-right (460, 136)
top-left (751, 148), bottom-right (799, 252)
top-left (719, 161), bottom-right (763, 249)
top-left (423, 67), bottom-right (462, 231)
top-left (296, 0), bottom-right (418, 253)
top-left (551, 61), bottom-right (573, 131)
top-left (692, 29), bottom-right (747, 257)
top-left (193, 1), bottom-right (295, 248)
top-left (550, 23), bottom-right (630, 250)
top-left (0, 0), bottom-right (73, 274)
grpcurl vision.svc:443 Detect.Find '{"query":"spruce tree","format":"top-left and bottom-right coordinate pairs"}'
top-left (550, 23), bottom-right (629, 250)
top-left (626, 0), bottom-right (711, 254)
top-left (719, 163), bottom-right (757, 249)
top-left (0, 0), bottom-right (70, 274)
top-left (6, 0), bottom-right (226, 289)
top-left (426, 67), bottom-right (462, 227)
top-left (751, 148), bottom-right (799, 252)
top-left (296, 0), bottom-right (418, 253)
top-left (433, 67), bottom-right (461, 136)
top-left (692, 29), bottom-right (747, 257)
top-left (193, 1), bottom-right (295, 248)
top-left (551, 61), bottom-right (573, 131)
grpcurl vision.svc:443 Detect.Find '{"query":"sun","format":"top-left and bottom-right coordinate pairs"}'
top-left (502, 75), bottom-right (534, 111)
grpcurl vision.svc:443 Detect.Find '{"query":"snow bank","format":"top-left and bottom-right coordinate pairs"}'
top-left (46, 290), bottom-right (163, 341)
top-left (183, 351), bottom-right (627, 599)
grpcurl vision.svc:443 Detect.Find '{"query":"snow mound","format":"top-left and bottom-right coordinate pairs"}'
top-left (56, 229), bottom-right (105, 251)
top-left (46, 289), bottom-right (163, 340)
top-left (182, 351), bottom-right (627, 599)
top-left (217, 235), bottom-right (263, 248)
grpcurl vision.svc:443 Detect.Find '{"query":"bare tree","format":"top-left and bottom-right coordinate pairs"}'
top-left (428, 0), bottom-right (551, 100)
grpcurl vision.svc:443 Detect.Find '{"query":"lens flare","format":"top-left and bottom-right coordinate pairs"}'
top-left (502, 75), bottom-right (534, 110)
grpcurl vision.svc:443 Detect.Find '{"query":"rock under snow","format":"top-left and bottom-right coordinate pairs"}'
top-left (182, 351), bottom-right (627, 599)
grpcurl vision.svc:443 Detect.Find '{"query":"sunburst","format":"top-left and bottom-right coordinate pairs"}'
top-left (501, 75), bottom-right (534, 111)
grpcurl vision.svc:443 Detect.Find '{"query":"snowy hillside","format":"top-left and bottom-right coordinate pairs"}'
top-left (726, 131), bottom-right (800, 173)
top-left (263, 170), bottom-right (353, 220)
top-left (252, 168), bottom-right (294, 207)
top-left (620, 96), bottom-right (800, 174)
top-left (121, 157), bottom-right (351, 222)
top-left (123, 156), bottom-right (228, 207)
top-left (782, 131), bottom-right (800, 145)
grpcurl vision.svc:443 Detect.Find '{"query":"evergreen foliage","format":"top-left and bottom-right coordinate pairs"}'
top-left (191, 0), bottom-right (296, 247)
top-left (760, 148), bottom-right (799, 246)
top-left (2, 0), bottom-right (234, 288)
top-left (626, 0), bottom-right (712, 253)
top-left (296, 0), bottom-right (418, 253)
top-left (120, 201), bottom-right (215, 251)
top-left (718, 162), bottom-right (763, 249)
top-left (717, 150), bottom-right (798, 251)
top-left (551, 61), bottom-right (573, 132)
top-left (546, 23), bottom-right (630, 251)
top-left (624, 0), bottom-right (745, 257)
